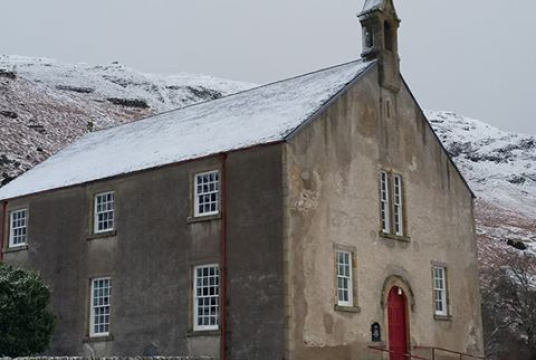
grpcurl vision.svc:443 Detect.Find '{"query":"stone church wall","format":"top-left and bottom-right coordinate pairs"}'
top-left (283, 65), bottom-right (484, 360)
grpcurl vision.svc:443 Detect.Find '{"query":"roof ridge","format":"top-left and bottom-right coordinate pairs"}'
top-left (0, 58), bottom-right (373, 201)
top-left (88, 58), bottom-right (366, 135)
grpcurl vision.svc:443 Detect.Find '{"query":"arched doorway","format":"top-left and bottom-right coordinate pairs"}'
top-left (387, 286), bottom-right (408, 360)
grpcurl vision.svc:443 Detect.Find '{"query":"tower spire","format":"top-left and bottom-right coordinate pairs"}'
top-left (358, 0), bottom-right (401, 92)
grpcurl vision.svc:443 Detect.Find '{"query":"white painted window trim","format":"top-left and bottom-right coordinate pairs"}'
top-left (193, 264), bottom-right (220, 331)
top-left (9, 208), bottom-right (28, 248)
top-left (193, 170), bottom-right (220, 217)
top-left (433, 266), bottom-right (448, 316)
top-left (380, 171), bottom-right (391, 234)
top-left (336, 251), bottom-right (353, 307)
top-left (94, 191), bottom-right (115, 234)
top-left (393, 174), bottom-right (404, 236)
top-left (89, 277), bottom-right (112, 337)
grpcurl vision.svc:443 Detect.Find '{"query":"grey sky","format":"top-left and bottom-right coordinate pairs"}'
top-left (2, 0), bottom-right (535, 135)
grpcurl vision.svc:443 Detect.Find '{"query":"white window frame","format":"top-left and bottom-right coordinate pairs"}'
top-left (89, 277), bottom-right (112, 337)
top-left (393, 174), bottom-right (404, 236)
top-left (193, 170), bottom-right (220, 217)
top-left (433, 266), bottom-right (448, 316)
top-left (9, 208), bottom-right (28, 248)
top-left (94, 191), bottom-right (115, 234)
top-left (380, 171), bottom-right (406, 236)
top-left (380, 171), bottom-right (391, 234)
top-left (193, 264), bottom-right (220, 331)
top-left (336, 251), bottom-right (353, 307)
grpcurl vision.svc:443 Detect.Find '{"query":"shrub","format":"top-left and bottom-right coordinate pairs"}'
top-left (0, 264), bottom-right (55, 357)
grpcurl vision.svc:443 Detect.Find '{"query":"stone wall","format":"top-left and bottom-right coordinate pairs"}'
top-left (283, 64), bottom-right (484, 360)
top-left (1, 144), bottom-right (286, 359)
top-left (1, 357), bottom-right (212, 360)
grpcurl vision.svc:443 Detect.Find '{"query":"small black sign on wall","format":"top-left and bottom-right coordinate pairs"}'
top-left (371, 322), bottom-right (381, 342)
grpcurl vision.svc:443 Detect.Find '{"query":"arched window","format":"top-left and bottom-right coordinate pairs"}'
top-left (384, 21), bottom-right (394, 51)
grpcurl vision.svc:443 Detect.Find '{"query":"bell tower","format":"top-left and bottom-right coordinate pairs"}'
top-left (358, 0), bottom-right (401, 92)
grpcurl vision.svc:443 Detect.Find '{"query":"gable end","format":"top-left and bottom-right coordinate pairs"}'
top-left (284, 62), bottom-right (377, 142)
top-left (400, 76), bottom-right (475, 199)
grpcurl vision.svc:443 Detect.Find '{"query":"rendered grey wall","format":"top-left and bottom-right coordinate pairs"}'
top-left (283, 65), bottom-right (484, 360)
top-left (1, 145), bottom-right (286, 360)
top-left (2, 156), bottom-right (223, 357)
top-left (226, 145), bottom-right (285, 360)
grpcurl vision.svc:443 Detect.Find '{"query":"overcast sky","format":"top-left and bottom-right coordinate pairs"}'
top-left (2, 0), bottom-right (535, 135)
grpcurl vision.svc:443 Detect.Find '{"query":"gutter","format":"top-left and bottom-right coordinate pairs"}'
top-left (219, 153), bottom-right (228, 360)
top-left (0, 141), bottom-right (285, 204)
top-left (0, 201), bottom-right (7, 262)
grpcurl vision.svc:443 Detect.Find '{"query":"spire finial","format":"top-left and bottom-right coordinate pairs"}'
top-left (358, 0), bottom-right (401, 92)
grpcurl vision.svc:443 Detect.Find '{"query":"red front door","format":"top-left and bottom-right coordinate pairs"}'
top-left (388, 286), bottom-right (408, 360)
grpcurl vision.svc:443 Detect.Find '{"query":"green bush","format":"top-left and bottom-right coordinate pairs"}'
top-left (0, 263), bottom-right (55, 357)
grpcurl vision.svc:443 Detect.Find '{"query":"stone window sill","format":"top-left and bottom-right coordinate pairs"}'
top-left (87, 230), bottom-right (117, 241)
top-left (83, 334), bottom-right (114, 343)
top-left (186, 329), bottom-right (221, 337)
top-left (187, 214), bottom-right (221, 224)
top-left (334, 304), bottom-right (361, 314)
top-left (434, 314), bottom-right (452, 322)
top-left (3, 244), bottom-right (29, 253)
top-left (379, 231), bottom-right (411, 242)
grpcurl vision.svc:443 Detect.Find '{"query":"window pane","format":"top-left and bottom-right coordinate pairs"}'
top-left (380, 172), bottom-right (390, 233)
top-left (91, 277), bottom-right (112, 336)
top-left (336, 251), bottom-right (353, 306)
top-left (94, 192), bottom-right (114, 233)
top-left (193, 264), bottom-right (220, 331)
top-left (433, 266), bottom-right (447, 316)
top-left (393, 174), bottom-right (404, 236)
top-left (10, 209), bottom-right (28, 246)
top-left (194, 171), bottom-right (220, 216)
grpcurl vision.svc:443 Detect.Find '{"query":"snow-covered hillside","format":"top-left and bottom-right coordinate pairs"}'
top-left (0, 55), bottom-right (253, 186)
top-left (0, 55), bottom-right (533, 257)
top-left (0, 55), bottom-right (252, 112)
top-left (426, 111), bottom-right (536, 258)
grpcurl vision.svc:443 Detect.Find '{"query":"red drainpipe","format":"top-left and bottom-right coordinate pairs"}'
top-left (220, 153), bottom-right (228, 360)
top-left (0, 201), bottom-right (7, 262)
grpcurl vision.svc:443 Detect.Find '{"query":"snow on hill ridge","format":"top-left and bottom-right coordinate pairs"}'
top-left (0, 55), bottom-right (533, 255)
top-left (426, 110), bottom-right (536, 256)
top-left (0, 55), bottom-right (254, 112)
top-left (427, 110), bottom-right (536, 217)
top-left (0, 54), bottom-right (254, 187)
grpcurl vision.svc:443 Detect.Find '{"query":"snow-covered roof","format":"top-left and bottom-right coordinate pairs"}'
top-left (359, 0), bottom-right (399, 20)
top-left (362, 0), bottom-right (383, 13)
top-left (0, 59), bottom-right (374, 201)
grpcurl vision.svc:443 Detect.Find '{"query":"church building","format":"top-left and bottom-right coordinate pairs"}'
top-left (0, 1), bottom-right (484, 359)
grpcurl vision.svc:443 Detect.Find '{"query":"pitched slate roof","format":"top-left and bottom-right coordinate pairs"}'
top-left (0, 60), bottom-right (375, 201)
top-left (362, 0), bottom-right (383, 13)
top-left (359, 0), bottom-right (399, 20)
